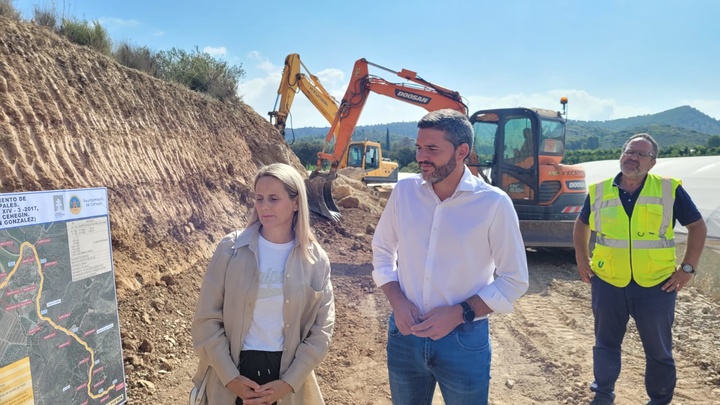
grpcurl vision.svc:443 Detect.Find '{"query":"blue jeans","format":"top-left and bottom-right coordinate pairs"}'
top-left (591, 276), bottom-right (676, 405)
top-left (386, 313), bottom-right (491, 405)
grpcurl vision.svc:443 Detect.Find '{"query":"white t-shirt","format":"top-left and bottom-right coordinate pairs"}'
top-left (242, 235), bottom-right (294, 351)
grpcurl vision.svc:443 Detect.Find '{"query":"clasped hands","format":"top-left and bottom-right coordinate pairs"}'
top-left (392, 298), bottom-right (461, 341)
top-left (227, 375), bottom-right (292, 405)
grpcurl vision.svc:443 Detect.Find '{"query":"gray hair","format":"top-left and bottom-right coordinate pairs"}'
top-left (417, 109), bottom-right (473, 158)
top-left (623, 133), bottom-right (659, 158)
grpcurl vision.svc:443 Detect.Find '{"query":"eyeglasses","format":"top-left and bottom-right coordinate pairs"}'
top-left (623, 149), bottom-right (655, 158)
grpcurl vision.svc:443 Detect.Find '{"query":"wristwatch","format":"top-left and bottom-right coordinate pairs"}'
top-left (680, 263), bottom-right (696, 275)
top-left (460, 301), bottom-right (475, 323)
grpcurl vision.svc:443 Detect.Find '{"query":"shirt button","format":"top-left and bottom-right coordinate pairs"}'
top-left (285, 324), bottom-right (290, 328)
top-left (285, 299), bottom-right (290, 304)
top-left (286, 274), bottom-right (290, 278)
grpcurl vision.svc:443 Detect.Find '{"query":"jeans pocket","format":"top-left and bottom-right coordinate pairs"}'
top-left (454, 327), bottom-right (489, 351)
top-left (388, 314), bottom-right (401, 337)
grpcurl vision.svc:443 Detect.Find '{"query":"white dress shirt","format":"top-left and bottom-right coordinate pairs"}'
top-left (372, 166), bottom-right (529, 315)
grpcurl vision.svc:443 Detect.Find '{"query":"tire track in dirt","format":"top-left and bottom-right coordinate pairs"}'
top-left (489, 252), bottom-right (720, 404)
top-left (490, 277), bottom-right (594, 404)
top-left (317, 262), bottom-right (393, 405)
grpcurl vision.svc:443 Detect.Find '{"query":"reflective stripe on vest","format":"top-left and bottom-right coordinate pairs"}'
top-left (588, 174), bottom-right (679, 287)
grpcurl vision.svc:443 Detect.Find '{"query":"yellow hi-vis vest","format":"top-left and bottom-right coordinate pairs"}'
top-left (588, 174), bottom-right (680, 287)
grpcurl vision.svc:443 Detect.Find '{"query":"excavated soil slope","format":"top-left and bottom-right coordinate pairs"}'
top-left (0, 17), bottom-right (303, 294)
top-left (2, 17), bottom-right (719, 405)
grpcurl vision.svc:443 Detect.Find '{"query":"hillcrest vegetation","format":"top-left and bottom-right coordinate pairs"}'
top-left (1, 0), bottom-right (244, 102)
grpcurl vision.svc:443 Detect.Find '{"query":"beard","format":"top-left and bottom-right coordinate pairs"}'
top-left (420, 154), bottom-right (457, 184)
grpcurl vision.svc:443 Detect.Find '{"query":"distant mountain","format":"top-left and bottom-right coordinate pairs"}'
top-left (567, 106), bottom-right (720, 149)
top-left (284, 106), bottom-right (720, 150)
top-left (573, 106), bottom-right (720, 135)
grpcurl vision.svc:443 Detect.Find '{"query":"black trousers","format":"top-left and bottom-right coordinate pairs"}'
top-left (236, 350), bottom-right (283, 405)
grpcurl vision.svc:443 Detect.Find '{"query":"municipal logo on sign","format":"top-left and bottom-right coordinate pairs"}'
top-left (69, 195), bottom-right (81, 215)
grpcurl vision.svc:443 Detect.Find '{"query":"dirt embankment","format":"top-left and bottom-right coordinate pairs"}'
top-left (0, 16), bottom-right (302, 294)
top-left (2, 16), bottom-right (719, 405)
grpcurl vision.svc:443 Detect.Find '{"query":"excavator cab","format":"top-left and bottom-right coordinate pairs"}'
top-left (469, 107), bottom-right (586, 247)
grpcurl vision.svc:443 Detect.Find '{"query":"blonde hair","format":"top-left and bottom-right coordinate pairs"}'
top-left (247, 163), bottom-right (318, 263)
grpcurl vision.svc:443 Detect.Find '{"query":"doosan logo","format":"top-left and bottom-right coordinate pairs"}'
top-left (395, 90), bottom-right (430, 104)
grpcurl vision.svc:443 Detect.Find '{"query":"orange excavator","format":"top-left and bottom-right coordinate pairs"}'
top-left (468, 99), bottom-right (587, 247)
top-left (307, 58), bottom-right (469, 219)
top-left (278, 55), bottom-right (586, 247)
top-left (268, 53), bottom-right (398, 185)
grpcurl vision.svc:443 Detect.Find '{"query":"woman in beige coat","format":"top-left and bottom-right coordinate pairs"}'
top-left (192, 163), bottom-right (335, 405)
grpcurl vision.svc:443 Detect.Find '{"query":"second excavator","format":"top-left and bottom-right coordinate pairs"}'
top-left (306, 57), bottom-right (470, 219)
top-left (270, 55), bottom-right (586, 247)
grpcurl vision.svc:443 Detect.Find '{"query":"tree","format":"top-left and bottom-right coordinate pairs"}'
top-left (385, 128), bottom-right (391, 151)
top-left (385, 145), bottom-right (416, 168)
top-left (289, 140), bottom-right (324, 167)
top-left (708, 135), bottom-right (720, 148)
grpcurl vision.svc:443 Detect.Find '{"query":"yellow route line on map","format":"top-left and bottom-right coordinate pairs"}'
top-left (0, 242), bottom-right (116, 400)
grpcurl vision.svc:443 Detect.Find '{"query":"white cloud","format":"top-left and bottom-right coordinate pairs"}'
top-left (98, 17), bottom-right (139, 28)
top-left (153, 30), bottom-right (165, 37)
top-left (240, 78), bottom-right (717, 128)
top-left (203, 46), bottom-right (227, 57)
top-left (463, 90), bottom-right (664, 122)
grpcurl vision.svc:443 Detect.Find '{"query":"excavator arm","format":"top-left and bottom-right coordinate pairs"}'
top-left (268, 53), bottom-right (340, 138)
top-left (316, 58), bottom-right (468, 169)
top-left (307, 58), bottom-right (469, 221)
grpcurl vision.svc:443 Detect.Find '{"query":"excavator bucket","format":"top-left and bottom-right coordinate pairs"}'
top-left (305, 170), bottom-right (341, 222)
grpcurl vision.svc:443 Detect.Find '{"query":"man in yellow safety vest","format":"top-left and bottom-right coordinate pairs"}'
top-left (573, 133), bottom-right (707, 405)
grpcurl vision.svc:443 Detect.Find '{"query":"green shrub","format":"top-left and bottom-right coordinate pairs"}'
top-left (156, 46), bottom-right (245, 102)
top-left (58, 18), bottom-right (112, 55)
top-left (32, 4), bottom-right (57, 30)
top-left (114, 42), bottom-right (159, 77)
top-left (401, 162), bottom-right (419, 173)
top-left (0, 0), bottom-right (21, 21)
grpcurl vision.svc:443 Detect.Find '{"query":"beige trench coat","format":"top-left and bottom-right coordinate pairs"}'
top-left (191, 223), bottom-right (335, 404)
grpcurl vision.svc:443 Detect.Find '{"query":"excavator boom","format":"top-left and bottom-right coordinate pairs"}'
top-left (315, 58), bottom-right (468, 170)
top-left (268, 53), bottom-right (340, 139)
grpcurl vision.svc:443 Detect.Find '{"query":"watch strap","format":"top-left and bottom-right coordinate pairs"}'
top-left (460, 301), bottom-right (473, 323)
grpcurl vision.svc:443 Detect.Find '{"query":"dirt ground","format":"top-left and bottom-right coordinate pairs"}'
top-left (1, 17), bottom-right (719, 405)
top-left (119, 206), bottom-right (720, 405)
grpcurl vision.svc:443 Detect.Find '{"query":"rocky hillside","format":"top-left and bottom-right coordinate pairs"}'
top-left (0, 16), bottom-right (302, 294)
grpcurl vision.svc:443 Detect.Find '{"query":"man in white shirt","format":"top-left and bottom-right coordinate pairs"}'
top-left (372, 109), bottom-right (529, 405)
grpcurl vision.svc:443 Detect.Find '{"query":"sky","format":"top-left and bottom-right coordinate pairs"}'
top-left (13, 0), bottom-right (720, 129)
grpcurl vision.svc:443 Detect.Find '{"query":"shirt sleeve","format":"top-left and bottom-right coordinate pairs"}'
top-left (578, 194), bottom-right (591, 225)
top-left (477, 193), bottom-right (529, 313)
top-left (371, 184), bottom-right (400, 287)
top-left (673, 185), bottom-right (703, 226)
top-left (191, 234), bottom-right (241, 386)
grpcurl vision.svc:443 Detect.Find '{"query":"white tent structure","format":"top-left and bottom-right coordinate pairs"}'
top-left (580, 156), bottom-right (720, 253)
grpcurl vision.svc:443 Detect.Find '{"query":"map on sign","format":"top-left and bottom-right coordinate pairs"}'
top-left (0, 188), bottom-right (126, 405)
